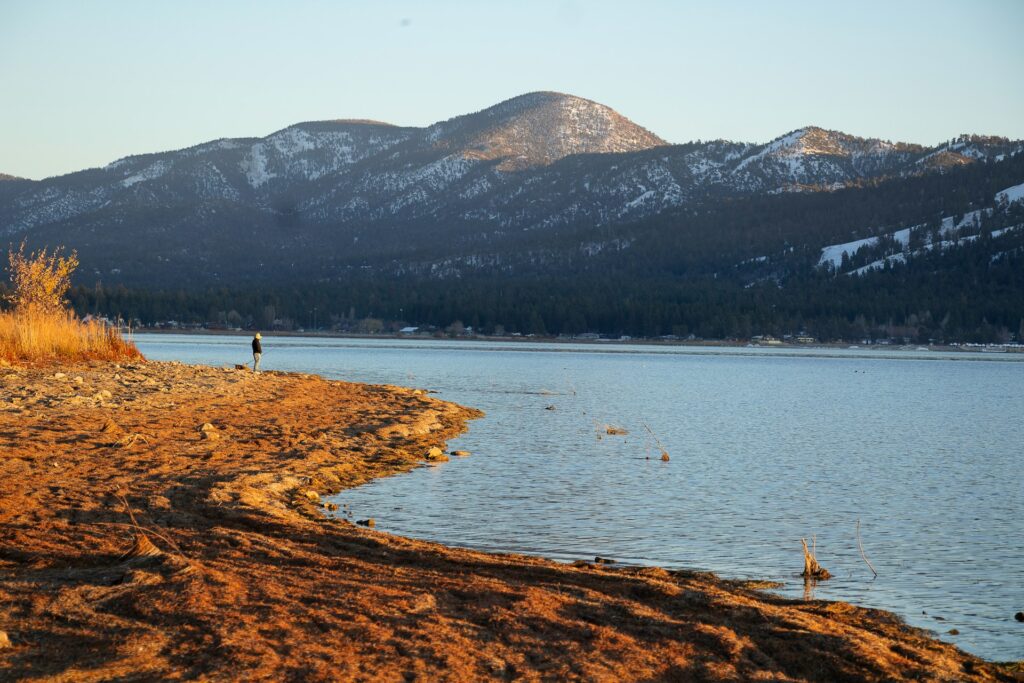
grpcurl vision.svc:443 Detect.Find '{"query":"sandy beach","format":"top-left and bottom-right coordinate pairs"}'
top-left (0, 360), bottom-right (1018, 681)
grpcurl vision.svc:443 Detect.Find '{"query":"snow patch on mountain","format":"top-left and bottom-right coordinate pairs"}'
top-left (120, 160), bottom-right (171, 188)
top-left (819, 236), bottom-right (880, 268)
top-left (241, 143), bottom-right (275, 187)
top-left (734, 130), bottom-right (807, 172)
top-left (996, 182), bottom-right (1024, 204)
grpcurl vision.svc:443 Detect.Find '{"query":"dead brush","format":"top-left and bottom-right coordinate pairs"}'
top-left (0, 309), bottom-right (143, 364)
top-left (0, 241), bottom-right (143, 364)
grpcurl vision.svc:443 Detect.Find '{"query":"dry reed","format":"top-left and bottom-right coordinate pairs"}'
top-left (0, 309), bottom-right (143, 364)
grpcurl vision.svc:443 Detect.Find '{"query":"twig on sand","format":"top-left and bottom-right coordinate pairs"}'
top-left (112, 490), bottom-right (187, 564)
top-left (856, 519), bottom-right (878, 578)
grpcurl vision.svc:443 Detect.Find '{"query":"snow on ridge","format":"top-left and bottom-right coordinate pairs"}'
top-left (120, 160), bottom-right (171, 188)
top-left (734, 129), bottom-right (807, 171)
top-left (996, 182), bottom-right (1024, 205)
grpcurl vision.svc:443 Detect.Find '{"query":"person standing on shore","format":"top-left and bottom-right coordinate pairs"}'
top-left (252, 332), bottom-right (262, 372)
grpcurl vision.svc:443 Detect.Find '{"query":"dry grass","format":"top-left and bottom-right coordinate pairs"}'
top-left (0, 309), bottom-right (143, 364)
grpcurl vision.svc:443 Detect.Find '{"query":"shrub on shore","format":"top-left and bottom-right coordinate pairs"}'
top-left (1, 242), bottom-right (142, 364)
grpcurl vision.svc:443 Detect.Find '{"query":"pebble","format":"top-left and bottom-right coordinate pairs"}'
top-left (947, 628), bottom-right (960, 635)
top-left (660, 452), bottom-right (670, 462)
top-left (356, 518), bottom-right (375, 527)
top-left (1015, 611), bottom-right (1024, 622)
top-left (0, 631), bottom-right (9, 648)
top-left (425, 447), bottom-right (448, 462)
top-left (451, 450), bottom-right (471, 457)
top-left (52, 373), bottom-right (67, 380)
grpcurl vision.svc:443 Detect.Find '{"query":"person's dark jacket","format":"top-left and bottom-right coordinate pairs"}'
top-left (252, 337), bottom-right (262, 354)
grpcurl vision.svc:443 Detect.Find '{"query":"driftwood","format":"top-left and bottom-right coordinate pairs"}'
top-left (856, 519), bottom-right (878, 578)
top-left (801, 537), bottom-right (831, 580)
top-left (122, 533), bottom-right (164, 561)
top-left (641, 422), bottom-right (670, 461)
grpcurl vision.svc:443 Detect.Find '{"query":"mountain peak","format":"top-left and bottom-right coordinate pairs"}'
top-left (429, 91), bottom-right (667, 170)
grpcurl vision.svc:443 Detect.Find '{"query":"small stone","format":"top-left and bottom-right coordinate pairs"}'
top-left (356, 518), bottom-right (375, 528)
top-left (324, 502), bottom-right (338, 511)
top-left (73, 376), bottom-right (84, 385)
top-left (410, 593), bottom-right (436, 613)
top-left (1015, 611), bottom-right (1024, 622)
top-left (425, 447), bottom-right (448, 462)
top-left (947, 628), bottom-right (960, 635)
top-left (302, 489), bottom-right (320, 502)
top-left (594, 556), bottom-right (615, 565)
top-left (660, 452), bottom-right (670, 462)
top-left (0, 630), bottom-right (10, 648)
top-left (52, 372), bottom-right (67, 380)
top-left (93, 389), bottom-right (113, 401)
top-left (545, 405), bottom-right (556, 411)
top-left (451, 450), bottom-right (471, 457)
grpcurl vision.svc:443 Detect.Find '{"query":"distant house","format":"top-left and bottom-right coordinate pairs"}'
top-left (399, 326), bottom-right (419, 335)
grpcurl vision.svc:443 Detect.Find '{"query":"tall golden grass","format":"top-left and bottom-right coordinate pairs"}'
top-left (0, 309), bottom-right (143, 364)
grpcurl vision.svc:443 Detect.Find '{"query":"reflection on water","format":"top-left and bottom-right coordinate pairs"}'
top-left (136, 334), bottom-right (1024, 661)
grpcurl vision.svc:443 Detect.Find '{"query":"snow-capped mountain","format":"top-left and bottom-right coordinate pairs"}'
top-left (1, 92), bottom-right (1020, 284)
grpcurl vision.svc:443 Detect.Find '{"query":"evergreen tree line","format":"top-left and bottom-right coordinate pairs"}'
top-left (37, 227), bottom-right (1022, 344)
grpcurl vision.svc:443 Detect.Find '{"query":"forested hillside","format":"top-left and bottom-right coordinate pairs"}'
top-left (43, 153), bottom-right (1024, 344)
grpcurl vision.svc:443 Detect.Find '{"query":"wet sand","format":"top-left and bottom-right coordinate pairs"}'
top-left (0, 360), bottom-right (1018, 681)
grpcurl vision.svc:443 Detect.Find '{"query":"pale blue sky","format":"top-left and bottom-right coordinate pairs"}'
top-left (2, 0), bottom-right (1022, 179)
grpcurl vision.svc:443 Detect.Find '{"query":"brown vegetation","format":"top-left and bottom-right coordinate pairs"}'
top-left (1, 243), bottom-right (141, 363)
top-left (0, 309), bottom-right (143, 364)
top-left (5, 241), bottom-right (79, 314)
top-left (0, 361), bottom-right (1017, 681)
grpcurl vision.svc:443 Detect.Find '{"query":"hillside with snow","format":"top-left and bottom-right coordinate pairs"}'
top-left (1, 92), bottom-right (1022, 286)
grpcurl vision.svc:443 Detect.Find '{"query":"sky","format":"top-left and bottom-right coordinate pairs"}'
top-left (2, 0), bottom-right (1023, 180)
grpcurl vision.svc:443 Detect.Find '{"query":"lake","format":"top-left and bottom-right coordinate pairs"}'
top-left (135, 333), bottom-right (1024, 661)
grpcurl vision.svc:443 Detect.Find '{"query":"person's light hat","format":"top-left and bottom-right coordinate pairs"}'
top-left (255, 333), bottom-right (262, 339)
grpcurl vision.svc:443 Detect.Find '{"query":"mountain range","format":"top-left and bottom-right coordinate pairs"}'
top-left (2, 91), bottom-right (1021, 286)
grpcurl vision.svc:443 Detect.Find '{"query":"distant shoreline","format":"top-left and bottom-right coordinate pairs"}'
top-left (131, 326), bottom-right (1023, 354)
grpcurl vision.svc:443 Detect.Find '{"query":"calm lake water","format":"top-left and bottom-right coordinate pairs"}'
top-left (135, 333), bottom-right (1024, 661)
